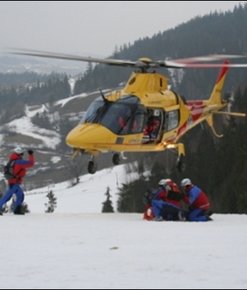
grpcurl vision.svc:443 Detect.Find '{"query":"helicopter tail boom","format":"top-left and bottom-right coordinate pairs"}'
top-left (208, 60), bottom-right (229, 107)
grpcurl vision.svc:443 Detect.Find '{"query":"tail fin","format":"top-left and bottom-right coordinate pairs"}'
top-left (208, 60), bottom-right (229, 105)
top-left (206, 60), bottom-right (246, 137)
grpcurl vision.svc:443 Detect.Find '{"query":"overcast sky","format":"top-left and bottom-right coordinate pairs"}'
top-left (0, 1), bottom-right (246, 57)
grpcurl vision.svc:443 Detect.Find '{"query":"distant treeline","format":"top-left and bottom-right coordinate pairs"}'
top-left (0, 73), bottom-right (71, 123)
top-left (0, 72), bottom-right (50, 88)
top-left (0, 73), bottom-right (70, 105)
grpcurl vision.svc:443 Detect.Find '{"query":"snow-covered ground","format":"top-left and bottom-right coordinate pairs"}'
top-left (26, 164), bottom-right (140, 213)
top-left (0, 165), bottom-right (247, 289)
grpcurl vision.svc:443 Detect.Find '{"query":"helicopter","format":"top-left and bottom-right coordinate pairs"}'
top-left (10, 49), bottom-right (247, 174)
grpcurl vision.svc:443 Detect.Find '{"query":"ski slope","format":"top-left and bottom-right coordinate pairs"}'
top-left (26, 164), bottom-right (140, 213)
top-left (0, 165), bottom-right (247, 289)
top-left (0, 213), bottom-right (247, 289)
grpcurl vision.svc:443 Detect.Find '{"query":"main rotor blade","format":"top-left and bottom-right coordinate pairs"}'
top-left (161, 54), bottom-right (247, 68)
top-left (7, 49), bottom-right (247, 69)
top-left (8, 48), bottom-right (136, 67)
top-left (169, 54), bottom-right (247, 63)
top-left (161, 61), bottom-right (247, 68)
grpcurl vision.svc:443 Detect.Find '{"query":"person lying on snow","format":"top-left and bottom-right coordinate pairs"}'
top-left (143, 179), bottom-right (186, 221)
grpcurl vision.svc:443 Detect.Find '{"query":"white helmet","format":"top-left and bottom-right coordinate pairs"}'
top-left (158, 178), bottom-right (172, 187)
top-left (14, 146), bottom-right (24, 155)
top-left (181, 178), bottom-right (192, 187)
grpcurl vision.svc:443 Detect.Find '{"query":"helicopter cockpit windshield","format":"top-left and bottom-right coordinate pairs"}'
top-left (82, 96), bottom-right (146, 135)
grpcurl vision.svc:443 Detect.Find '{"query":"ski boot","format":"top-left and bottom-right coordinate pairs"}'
top-left (13, 205), bottom-right (25, 215)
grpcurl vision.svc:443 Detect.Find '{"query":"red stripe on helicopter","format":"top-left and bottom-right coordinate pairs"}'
top-left (187, 100), bottom-right (205, 121)
top-left (178, 122), bottom-right (187, 136)
top-left (216, 60), bottom-right (229, 83)
top-left (178, 100), bottom-right (205, 136)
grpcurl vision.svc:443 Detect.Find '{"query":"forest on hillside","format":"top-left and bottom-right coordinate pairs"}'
top-left (0, 73), bottom-right (71, 123)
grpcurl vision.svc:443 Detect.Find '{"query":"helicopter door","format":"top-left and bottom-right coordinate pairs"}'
top-left (143, 109), bottom-right (163, 143)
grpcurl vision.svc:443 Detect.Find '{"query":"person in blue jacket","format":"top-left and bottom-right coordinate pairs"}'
top-left (180, 178), bottom-right (212, 221)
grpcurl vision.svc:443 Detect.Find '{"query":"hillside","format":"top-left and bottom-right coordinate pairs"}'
top-left (0, 55), bottom-right (84, 75)
top-left (25, 164), bottom-right (136, 213)
top-left (0, 90), bottom-right (115, 189)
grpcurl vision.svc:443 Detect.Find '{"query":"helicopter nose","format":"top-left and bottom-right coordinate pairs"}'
top-left (66, 124), bottom-right (98, 148)
top-left (66, 123), bottom-right (113, 149)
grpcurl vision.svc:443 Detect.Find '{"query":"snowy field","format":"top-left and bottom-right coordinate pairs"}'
top-left (0, 214), bottom-right (247, 289)
top-left (0, 165), bottom-right (247, 289)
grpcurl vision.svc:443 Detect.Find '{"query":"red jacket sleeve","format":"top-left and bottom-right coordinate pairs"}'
top-left (9, 155), bottom-right (35, 185)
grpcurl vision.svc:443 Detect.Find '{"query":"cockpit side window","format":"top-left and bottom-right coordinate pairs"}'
top-left (82, 98), bottom-right (105, 123)
top-left (166, 110), bottom-right (179, 131)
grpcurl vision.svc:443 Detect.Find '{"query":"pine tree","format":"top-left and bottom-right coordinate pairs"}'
top-left (102, 187), bottom-right (114, 213)
top-left (117, 177), bottom-right (148, 213)
top-left (45, 190), bottom-right (57, 213)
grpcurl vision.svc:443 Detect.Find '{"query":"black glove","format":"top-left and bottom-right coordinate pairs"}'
top-left (27, 149), bottom-right (34, 155)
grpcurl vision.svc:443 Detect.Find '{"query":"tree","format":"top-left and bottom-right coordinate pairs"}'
top-left (117, 177), bottom-right (148, 213)
top-left (45, 190), bottom-right (57, 213)
top-left (102, 187), bottom-right (114, 213)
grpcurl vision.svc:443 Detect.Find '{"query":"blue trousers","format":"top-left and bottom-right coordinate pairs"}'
top-left (0, 184), bottom-right (24, 212)
top-left (188, 208), bottom-right (208, 222)
top-left (152, 200), bottom-right (181, 221)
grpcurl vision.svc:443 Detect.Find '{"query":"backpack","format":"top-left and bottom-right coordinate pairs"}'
top-left (166, 181), bottom-right (183, 201)
top-left (3, 160), bottom-right (16, 180)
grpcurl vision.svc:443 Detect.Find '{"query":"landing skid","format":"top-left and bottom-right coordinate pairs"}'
top-left (87, 152), bottom-right (127, 174)
top-left (112, 153), bottom-right (120, 165)
top-left (166, 143), bottom-right (186, 173)
top-left (88, 160), bottom-right (97, 174)
top-left (112, 152), bottom-right (127, 166)
top-left (176, 154), bottom-right (186, 173)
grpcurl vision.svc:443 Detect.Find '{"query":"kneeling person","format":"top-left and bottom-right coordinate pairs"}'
top-left (151, 179), bottom-right (185, 221)
top-left (180, 178), bottom-right (212, 222)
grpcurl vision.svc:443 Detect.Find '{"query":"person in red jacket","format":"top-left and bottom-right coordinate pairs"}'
top-left (0, 147), bottom-right (35, 215)
top-left (180, 178), bottom-right (212, 221)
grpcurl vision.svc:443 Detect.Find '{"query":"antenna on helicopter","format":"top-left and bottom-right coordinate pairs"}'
top-left (99, 89), bottom-right (109, 103)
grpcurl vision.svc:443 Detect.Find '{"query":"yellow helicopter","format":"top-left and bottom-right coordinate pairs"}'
top-left (10, 50), bottom-right (247, 173)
